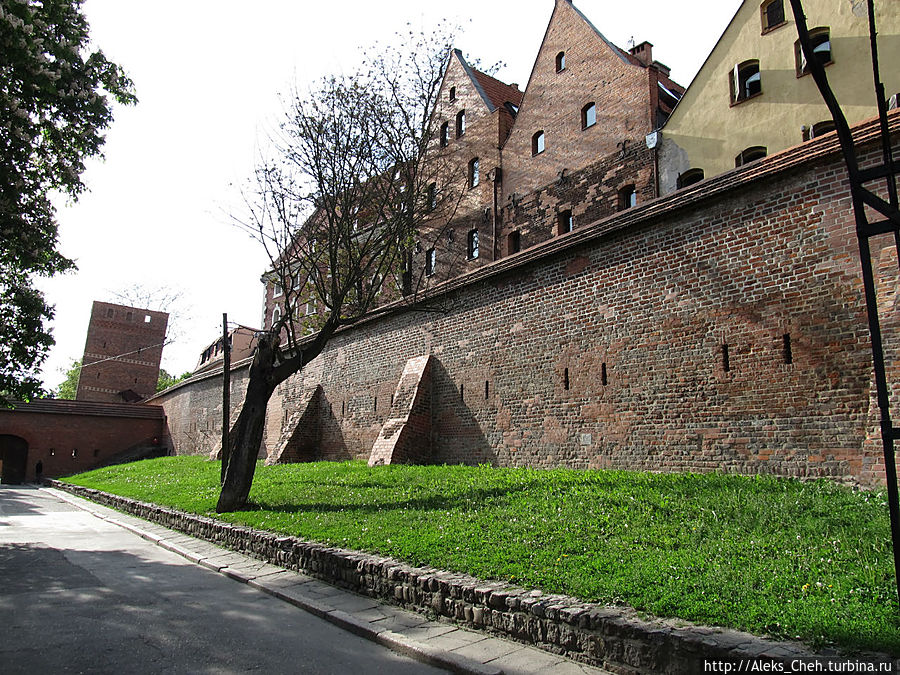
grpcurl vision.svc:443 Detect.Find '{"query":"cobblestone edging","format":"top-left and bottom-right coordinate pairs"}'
top-left (50, 481), bottom-right (887, 674)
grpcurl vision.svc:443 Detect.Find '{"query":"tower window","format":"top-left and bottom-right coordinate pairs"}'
top-left (449, 86), bottom-right (456, 101)
top-left (618, 185), bottom-right (637, 211)
top-left (582, 102), bottom-right (596, 129)
top-left (795, 28), bottom-right (832, 76)
top-left (425, 248), bottom-right (436, 277)
top-left (468, 157), bottom-right (479, 188)
top-left (456, 110), bottom-right (466, 137)
top-left (761, 0), bottom-right (785, 32)
top-left (557, 210), bottom-right (573, 235)
top-left (426, 182), bottom-right (437, 211)
top-left (555, 51), bottom-right (566, 72)
top-left (507, 230), bottom-right (521, 255)
top-left (735, 146), bottom-right (767, 166)
top-left (730, 60), bottom-right (761, 104)
top-left (532, 131), bottom-right (545, 156)
top-left (467, 229), bottom-right (479, 259)
top-left (439, 121), bottom-right (449, 147)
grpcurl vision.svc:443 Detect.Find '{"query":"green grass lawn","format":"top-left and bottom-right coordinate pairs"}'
top-left (64, 456), bottom-right (899, 653)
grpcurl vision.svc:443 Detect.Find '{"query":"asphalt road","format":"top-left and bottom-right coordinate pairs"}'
top-left (0, 485), bottom-right (445, 674)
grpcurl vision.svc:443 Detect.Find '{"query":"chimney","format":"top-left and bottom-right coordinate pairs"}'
top-left (629, 41), bottom-right (653, 67)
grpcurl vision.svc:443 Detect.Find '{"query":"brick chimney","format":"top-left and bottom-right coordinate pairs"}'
top-left (629, 41), bottom-right (653, 67)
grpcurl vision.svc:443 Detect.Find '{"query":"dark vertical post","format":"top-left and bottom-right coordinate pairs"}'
top-left (220, 313), bottom-right (231, 484)
top-left (789, 0), bottom-right (900, 610)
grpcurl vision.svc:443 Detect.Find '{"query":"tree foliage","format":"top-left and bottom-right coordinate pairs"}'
top-left (0, 0), bottom-right (136, 404)
top-left (218, 26), bottom-right (459, 511)
top-left (54, 357), bottom-right (80, 399)
top-left (156, 369), bottom-right (192, 393)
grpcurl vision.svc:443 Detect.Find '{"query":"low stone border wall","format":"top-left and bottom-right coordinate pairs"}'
top-left (50, 480), bottom-right (886, 674)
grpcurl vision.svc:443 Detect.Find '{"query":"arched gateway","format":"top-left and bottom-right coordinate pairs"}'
top-left (0, 435), bottom-right (28, 484)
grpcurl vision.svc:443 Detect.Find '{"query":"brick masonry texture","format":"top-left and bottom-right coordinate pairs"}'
top-left (50, 482), bottom-right (894, 673)
top-left (77, 301), bottom-right (168, 403)
top-left (154, 119), bottom-right (900, 488)
top-left (1, 400), bottom-right (166, 481)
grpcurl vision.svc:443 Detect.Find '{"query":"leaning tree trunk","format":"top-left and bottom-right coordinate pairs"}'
top-left (215, 321), bottom-right (337, 512)
top-left (216, 336), bottom-right (278, 512)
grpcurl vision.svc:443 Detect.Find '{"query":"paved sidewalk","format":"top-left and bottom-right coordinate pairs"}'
top-left (44, 487), bottom-right (610, 675)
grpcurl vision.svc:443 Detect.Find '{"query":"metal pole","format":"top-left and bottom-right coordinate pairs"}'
top-left (220, 313), bottom-right (231, 484)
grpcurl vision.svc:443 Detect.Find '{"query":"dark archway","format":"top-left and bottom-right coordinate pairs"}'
top-left (0, 435), bottom-right (28, 484)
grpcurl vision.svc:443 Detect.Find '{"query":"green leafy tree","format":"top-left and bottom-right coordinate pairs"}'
top-left (156, 369), bottom-right (192, 393)
top-left (55, 358), bottom-right (81, 399)
top-left (0, 0), bottom-right (136, 405)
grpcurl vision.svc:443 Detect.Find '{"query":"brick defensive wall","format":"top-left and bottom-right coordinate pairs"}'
top-left (153, 114), bottom-right (900, 487)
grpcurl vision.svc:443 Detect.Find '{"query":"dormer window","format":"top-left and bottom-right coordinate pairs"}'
top-left (555, 51), bottom-right (566, 72)
top-left (811, 120), bottom-right (836, 138)
top-left (456, 110), bottom-right (466, 138)
top-left (582, 102), bottom-right (596, 129)
top-left (730, 60), bottom-right (761, 104)
top-left (761, 0), bottom-right (785, 32)
top-left (735, 146), bottom-right (767, 166)
top-left (802, 120), bottom-right (836, 141)
top-left (440, 121), bottom-right (449, 147)
top-left (532, 131), bottom-right (545, 156)
top-left (449, 86), bottom-right (456, 101)
top-left (795, 28), bottom-right (831, 76)
top-left (676, 168), bottom-right (705, 189)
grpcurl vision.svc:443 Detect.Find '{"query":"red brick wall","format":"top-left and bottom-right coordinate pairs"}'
top-left (159, 124), bottom-right (897, 488)
top-left (76, 301), bottom-right (168, 402)
top-left (502, 141), bottom-right (656, 254)
top-left (0, 400), bottom-right (167, 480)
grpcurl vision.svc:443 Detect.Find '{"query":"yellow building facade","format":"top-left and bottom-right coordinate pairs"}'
top-left (658, 0), bottom-right (900, 195)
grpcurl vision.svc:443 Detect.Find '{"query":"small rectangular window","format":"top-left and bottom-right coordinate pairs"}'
top-left (456, 110), bottom-right (466, 138)
top-left (618, 186), bottom-right (637, 211)
top-left (557, 210), bottom-right (573, 235)
top-left (467, 229), bottom-right (479, 259)
top-left (508, 230), bottom-right (521, 255)
top-left (582, 103), bottom-right (596, 129)
top-left (469, 158), bottom-right (479, 188)
top-left (761, 0), bottom-right (785, 31)
top-left (425, 248), bottom-right (436, 277)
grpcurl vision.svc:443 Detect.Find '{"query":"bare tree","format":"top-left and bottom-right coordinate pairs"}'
top-left (218, 27), bottom-right (461, 512)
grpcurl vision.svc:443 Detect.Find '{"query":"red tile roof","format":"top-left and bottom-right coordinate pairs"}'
top-left (472, 69), bottom-right (523, 110)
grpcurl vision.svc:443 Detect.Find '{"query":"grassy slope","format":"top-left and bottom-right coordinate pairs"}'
top-left (65, 456), bottom-right (899, 653)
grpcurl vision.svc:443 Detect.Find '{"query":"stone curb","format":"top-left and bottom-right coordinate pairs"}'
top-left (47, 480), bottom-right (893, 674)
top-left (45, 485), bottom-right (503, 675)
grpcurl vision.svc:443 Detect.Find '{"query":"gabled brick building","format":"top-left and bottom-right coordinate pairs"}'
top-left (499, 0), bottom-right (683, 253)
top-left (262, 0), bottom-right (685, 323)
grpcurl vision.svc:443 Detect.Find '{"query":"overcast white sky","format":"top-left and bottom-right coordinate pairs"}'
top-left (38, 0), bottom-right (743, 390)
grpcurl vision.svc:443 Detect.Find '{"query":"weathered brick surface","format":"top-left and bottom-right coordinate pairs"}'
top-left (368, 355), bottom-right (432, 466)
top-left (502, 141), bottom-right (656, 254)
top-left (77, 301), bottom-right (168, 403)
top-left (0, 400), bottom-right (166, 480)
top-left (158, 120), bottom-right (898, 488)
top-left (51, 482), bottom-right (894, 673)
